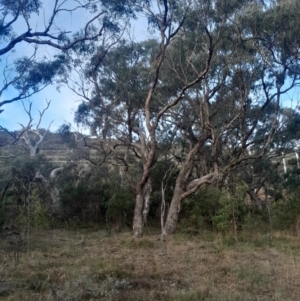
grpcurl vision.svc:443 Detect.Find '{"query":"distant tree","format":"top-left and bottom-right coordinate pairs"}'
top-left (14, 100), bottom-right (64, 215)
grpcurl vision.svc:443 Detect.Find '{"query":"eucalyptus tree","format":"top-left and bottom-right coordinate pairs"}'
top-left (162, 0), bottom-right (300, 233)
top-left (72, 0), bottom-right (217, 237)
top-left (72, 39), bottom-right (160, 226)
top-left (10, 100), bottom-right (67, 215)
top-left (71, 0), bottom-right (300, 237)
top-left (72, 0), bottom-right (246, 236)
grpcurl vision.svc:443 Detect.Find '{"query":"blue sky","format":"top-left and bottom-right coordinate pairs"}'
top-left (0, 1), bottom-right (91, 131)
top-left (1, 1), bottom-right (299, 133)
top-left (0, 1), bottom-right (149, 132)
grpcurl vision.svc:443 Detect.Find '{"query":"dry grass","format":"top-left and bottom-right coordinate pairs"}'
top-left (1, 228), bottom-right (300, 300)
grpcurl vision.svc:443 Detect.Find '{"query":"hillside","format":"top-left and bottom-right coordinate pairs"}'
top-left (0, 132), bottom-right (87, 168)
top-left (1, 130), bottom-right (299, 175)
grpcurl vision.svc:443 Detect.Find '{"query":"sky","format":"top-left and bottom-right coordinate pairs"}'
top-left (0, 1), bottom-right (90, 132)
top-left (0, 1), bottom-right (149, 133)
top-left (0, 1), bottom-right (299, 133)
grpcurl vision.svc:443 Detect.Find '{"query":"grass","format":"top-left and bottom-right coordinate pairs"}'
top-left (1, 228), bottom-right (300, 300)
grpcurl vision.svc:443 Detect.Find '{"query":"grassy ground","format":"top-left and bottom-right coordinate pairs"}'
top-left (1, 228), bottom-right (300, 300)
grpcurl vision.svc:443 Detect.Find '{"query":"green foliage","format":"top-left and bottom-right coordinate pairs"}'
top-left (2, 0), bottom-right (300, 238)
top-left (56, 123), bottom-right (76, 149)
top-left (60, 183), bottom-right (101, 222)
top-left (283, 167), bottom-right (300, 192)
top-left (213, 183), bottom-right (249, 232)
top-left (106, 184), bottom-right (135, 230)
top-left (180, 188), bottom-right (220, 231)
top-left (74, 39), bottom-right (159, 135)
top-left (272, 167), bottom-right (300, 231)
top-left (9, 155), bottom-right (53, 199)
top-left (60, 167), bottom-right (134, 230)
top-left (0, 0), bottom-right (41, 39)
top-left (19, 195), bottom-right (51, 229)
top-left (99, 0), bottom-right (147, 17)
top-left (180, 185), bottom-right (248, 233)
top-left (273, 197), bottom-right (300, 231)
top-left (30, 197), bottom-right (51, 228)
top-left (0, 153), bottom-right (54, 227)
top-left (13, 54), bottom-right (70, 94)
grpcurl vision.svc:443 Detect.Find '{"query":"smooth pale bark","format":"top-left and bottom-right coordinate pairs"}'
top-left (165, 168), bottom-right (217, 234)
top-left (49, 168), bottom-right (63, 215)
top-left (164, 142), bottom-right (202, 234)
top-left (131, 0), bottom-right (214, 238)
top-left (49, 186), bottom-right (61, 215)
top-left (132, 137), bottom-right (157, 237)
top-left (19, 101), bottom-right (52, 157)
top-left (160, 178), bottom-right (167, 241)
top-left (50, 167), bottom-right (63, 179)
top-left (165, 187), bottom-right (184, 234)
top-left (133, 193), bottom-right (144, 238)
top-left (133, 178), bottom-right (153, 237)
top-left (142, 178), bottom-right (152, 226)
top-left (35, 168), bottom-right (63, 215)
top-left (247, 190), bottom-right (262, 210)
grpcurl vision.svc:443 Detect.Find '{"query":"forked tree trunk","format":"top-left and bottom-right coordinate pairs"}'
top-left (164, 141), bottom-right (216, 234)
top-left (35, 168), bottom-right (63, 215)
top-left (247, 189), bottom-right (264, 211)
top-left (164, 143), bottom-right (200, 234)
top-left (132, 138), bottom-right (156, 237)
top-left (133, 178), bottom-right (152, 238)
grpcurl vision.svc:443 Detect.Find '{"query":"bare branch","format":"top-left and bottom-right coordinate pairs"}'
top-left (19, 100), bottom-right (53, 157)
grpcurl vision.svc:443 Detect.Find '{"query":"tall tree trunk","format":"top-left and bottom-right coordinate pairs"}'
top-left (161, 177), bottom-right (167, 241)
top-left (132, 140), bottom-right (156, 237)
top-left (133, 178), bottom-right (152, 237)
top-left (165, 186), bottom-right (184, 234)
top-left (133, 192), bottom-right (144, 238)
top-left (142, 178), bottom-right (152, 226)
top-left (164, 142), bottom-right (201, 234)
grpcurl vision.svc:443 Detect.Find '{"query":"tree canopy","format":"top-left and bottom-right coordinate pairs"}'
top-left (1, 0), bottom-right (300, 238)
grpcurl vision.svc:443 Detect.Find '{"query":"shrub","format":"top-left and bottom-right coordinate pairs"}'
top-left (180, 185), bottom-right (248, 234)
top-left (272, 167), bottom-right (300, 232)
top-left (105, 183), bottom-right (135, 231)
top-left (60, 184), bottom-right (103, 222)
